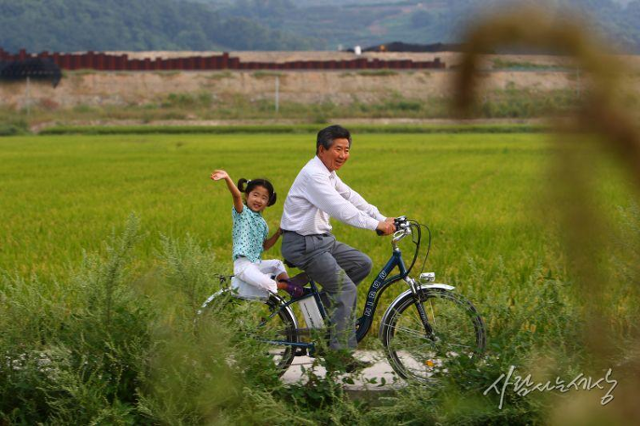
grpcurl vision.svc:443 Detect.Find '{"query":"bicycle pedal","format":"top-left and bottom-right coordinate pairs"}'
top-left (308, 347), bottom-right (326, 358)
top-left (293, 329), bottom-right (311, 338)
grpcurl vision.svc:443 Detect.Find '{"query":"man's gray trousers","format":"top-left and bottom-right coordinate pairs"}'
top-left (281, 232), bottom-right (372, 350)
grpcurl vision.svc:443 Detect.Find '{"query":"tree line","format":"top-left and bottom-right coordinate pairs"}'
top-left (1, 0), bottom-right (639, 53)
top-left (0, 0), bottom-right (317, 52)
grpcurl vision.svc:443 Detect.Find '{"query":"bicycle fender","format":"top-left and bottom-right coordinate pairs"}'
top-left (424, 283), bottom-right (455, 291)
top-left (198, 288), bottom-right (229, 315)
top-left (270, 294), bottom-right (301, 333)
top-left (378, 284), bottom-right (455, 341)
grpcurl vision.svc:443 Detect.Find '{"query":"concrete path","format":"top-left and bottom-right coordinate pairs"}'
top-left (281, 350), bottom-right (406, 392)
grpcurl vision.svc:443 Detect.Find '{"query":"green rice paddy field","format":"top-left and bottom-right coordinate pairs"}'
top-left (0, 132), bottom-right (632, 279)
top-left (1, 132), bottom-right (637, 318)
top-left (1, 131), bottom-right (639, 423)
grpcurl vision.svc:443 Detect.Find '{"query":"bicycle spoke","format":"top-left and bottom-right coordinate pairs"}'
top-left (390, 325), bottom-right (430, 339)
top-left (428, 299), bottom-right (437, 328)
top-left (443, 342), bottom-right (474, 350)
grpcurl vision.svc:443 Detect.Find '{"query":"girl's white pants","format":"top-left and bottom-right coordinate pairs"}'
top-left (232, 257), bottom-right (286, 298)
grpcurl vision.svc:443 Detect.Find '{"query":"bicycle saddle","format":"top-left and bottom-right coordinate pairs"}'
top-left (288, 271), bottom-right (310, 287)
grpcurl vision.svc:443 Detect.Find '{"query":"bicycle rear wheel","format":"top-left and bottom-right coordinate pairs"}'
top-left (198, 289), bottom-right (298, 374)
top-left (380, 288), bottom-right (486, 382)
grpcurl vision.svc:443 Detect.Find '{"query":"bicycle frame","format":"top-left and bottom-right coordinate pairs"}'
top-left (355, 247), bottom-right (410, 342)
top-left (276, 243), bottom-right (412, 347)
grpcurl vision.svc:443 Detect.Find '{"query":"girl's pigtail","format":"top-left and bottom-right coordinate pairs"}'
top-left (268, 192), bottom-right (277, 207)
top-left (237, 178), bottom-right (247, 193)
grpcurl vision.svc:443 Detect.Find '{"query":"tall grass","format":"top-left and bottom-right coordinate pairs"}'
top-left (0, 217), bottom-right (296, 423)
top-left (1, 213), bottom-right (634, 423)
top-left (0, 216), bottom-right (152, 423)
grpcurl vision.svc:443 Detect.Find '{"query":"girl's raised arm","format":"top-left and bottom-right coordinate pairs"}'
top-left (211, 169), bottom-right (244, 213)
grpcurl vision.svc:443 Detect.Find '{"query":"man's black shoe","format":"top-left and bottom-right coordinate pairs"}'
top-left (323, 350), bottom-right (373, 373)
top-left (344, 357), bottom-right (373, 373)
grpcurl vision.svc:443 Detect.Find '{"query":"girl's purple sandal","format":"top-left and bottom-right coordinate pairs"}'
top-left (278, 278), bottom-right (305, 298)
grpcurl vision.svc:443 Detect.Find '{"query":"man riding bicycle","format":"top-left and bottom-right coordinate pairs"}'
top-left (280, 125), bottom-right (396, 369)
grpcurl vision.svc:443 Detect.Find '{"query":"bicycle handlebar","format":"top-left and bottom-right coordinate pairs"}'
top-left (376, 216), bottom-right (409, 236)
top-left (377, 215), bottom-right (431, 283)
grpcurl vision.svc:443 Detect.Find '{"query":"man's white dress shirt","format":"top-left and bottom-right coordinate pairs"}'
top-left (281, 156), bottom-right (386, 235)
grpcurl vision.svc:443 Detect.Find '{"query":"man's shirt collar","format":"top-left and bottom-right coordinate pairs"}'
top-left (312, 155), bottom-right (336, 178)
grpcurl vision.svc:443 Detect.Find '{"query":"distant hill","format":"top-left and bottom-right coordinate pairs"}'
top-left (0, 0), bottom-right (318, 52)
top-left (1, 0), bottom-right (639, 53)
top-left (211, 0), bottom-right (640, 53)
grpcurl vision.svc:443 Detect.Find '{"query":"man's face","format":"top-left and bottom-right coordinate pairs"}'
top-left (317, 138), bottom-right (350, 172)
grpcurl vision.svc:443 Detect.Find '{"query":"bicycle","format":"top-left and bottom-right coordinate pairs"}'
top-left (198, 216), bottom-right (486, 382)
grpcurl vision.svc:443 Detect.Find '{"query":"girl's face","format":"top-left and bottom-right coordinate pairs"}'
top-left (246, 185), bottom-right (270, 212)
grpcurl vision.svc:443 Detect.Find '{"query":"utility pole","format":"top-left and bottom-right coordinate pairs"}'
top-left (275, 75), bottom-right (280, 114)
top-left (25, 76), bottom-right (31, 116)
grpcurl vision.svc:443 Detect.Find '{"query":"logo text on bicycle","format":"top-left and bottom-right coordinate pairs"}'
top-left (365, 271), bottom-right (388, 316)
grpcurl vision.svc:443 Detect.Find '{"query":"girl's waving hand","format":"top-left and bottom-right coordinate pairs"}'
top-left (211, 169), bottom-right (244, 213)
top-left (211, 170), bottom-right (229, 181)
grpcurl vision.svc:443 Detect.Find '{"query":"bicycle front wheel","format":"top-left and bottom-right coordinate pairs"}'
top-left (380, 288), bottom-right (486, 382)
top-left (199, 289), bottom-right (298, 374)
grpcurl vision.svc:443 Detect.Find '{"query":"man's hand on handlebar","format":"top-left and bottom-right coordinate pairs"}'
top-left (376, 221), bottom-right (396, 236)
top-left (384, 217), bottom-right (395, 224)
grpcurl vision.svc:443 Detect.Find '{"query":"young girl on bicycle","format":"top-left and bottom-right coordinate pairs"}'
top-left (211, 169), bottom-right (304, 298)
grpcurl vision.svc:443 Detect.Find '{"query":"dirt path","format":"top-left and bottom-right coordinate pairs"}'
top-left (281, 350), bottom-right (405, 393)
